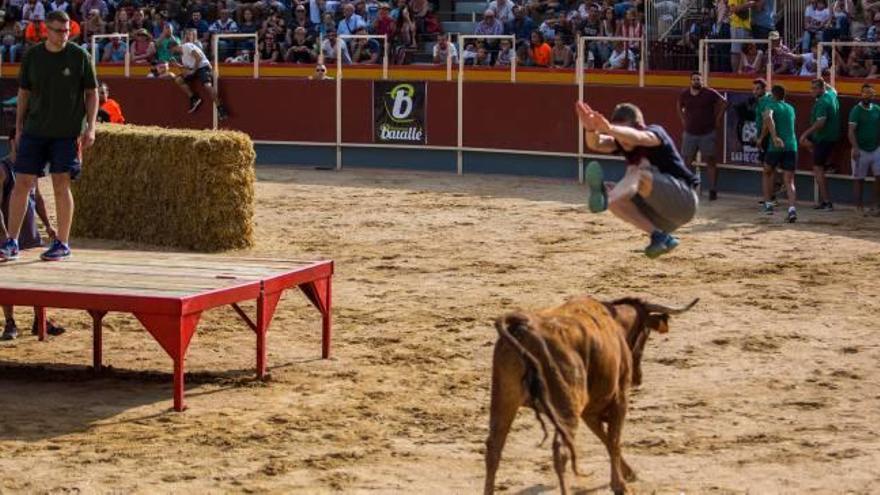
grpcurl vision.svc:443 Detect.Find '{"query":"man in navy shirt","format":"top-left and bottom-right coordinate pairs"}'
top-left (576, 101), bottom-right (700, 258)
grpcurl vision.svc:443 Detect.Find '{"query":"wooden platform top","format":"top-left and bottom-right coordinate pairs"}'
top-left (0, 249), bottom-right (330, 299)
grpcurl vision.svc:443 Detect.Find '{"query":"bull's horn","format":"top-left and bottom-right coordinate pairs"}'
top-left (644, 298), bottom-right (699, 315)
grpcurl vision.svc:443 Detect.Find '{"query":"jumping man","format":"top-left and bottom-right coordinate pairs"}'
top-left (576, 101), bottom-right (700, 258)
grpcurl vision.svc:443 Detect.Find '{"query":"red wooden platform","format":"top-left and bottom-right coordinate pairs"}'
top-left (0, 249), bottom-right (333, 411)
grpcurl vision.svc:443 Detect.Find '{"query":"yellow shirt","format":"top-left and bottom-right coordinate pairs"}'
top-left (729, 0), bottom-right (751, 30)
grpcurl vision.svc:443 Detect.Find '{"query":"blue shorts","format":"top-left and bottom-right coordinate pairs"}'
top-left (15, 133), bottom-right (82, 179)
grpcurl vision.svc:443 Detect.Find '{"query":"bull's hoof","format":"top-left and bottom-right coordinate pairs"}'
top-left (622, 467), bottom-right (637, 482)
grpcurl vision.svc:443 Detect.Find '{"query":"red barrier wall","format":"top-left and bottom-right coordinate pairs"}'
top-left (102, 77), bottom-right (858, 174)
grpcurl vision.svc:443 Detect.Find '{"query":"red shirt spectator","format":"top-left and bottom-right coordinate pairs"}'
top-left (529, 31), bottom-right (551, 67)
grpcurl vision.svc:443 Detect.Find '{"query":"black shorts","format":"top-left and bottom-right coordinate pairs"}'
top-left (765, 150), bottom-right (797, 172)
top-left (15, 133), bottom-right (81, 179)
top-left (183, 66), bottom-right (213, 85)
top-left (811, 140), bottom-right (835, 168)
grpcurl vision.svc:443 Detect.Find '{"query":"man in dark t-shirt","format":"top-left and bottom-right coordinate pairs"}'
top-left (678, 72), bottom-right (727, 200)
top-left (1, 10), bottom-right (98, 263)
top-left (576, 101), bottom-right (700, 258)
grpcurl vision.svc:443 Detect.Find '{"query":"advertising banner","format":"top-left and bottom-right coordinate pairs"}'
top-left (374, 81), bottom-right (427, 145)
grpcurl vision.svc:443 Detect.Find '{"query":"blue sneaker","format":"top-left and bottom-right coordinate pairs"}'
top-left (585, 161), bottom-right (608, 213)
top-left (644, 231), bottom-right (679, 258)
top-left (0, 238), bottom-right (19, 261)
top-left (40, 239), bottom-right (72, 261)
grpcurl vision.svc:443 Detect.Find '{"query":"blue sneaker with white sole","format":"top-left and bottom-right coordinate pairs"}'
top-left (40, 239), bottom-right (72, 261)
top-left (0, 238), bottom-right (19, 261)
top-left (585, 161), bottom-right (607, 213)
top-left (644, 231), bottom-right (679, 258)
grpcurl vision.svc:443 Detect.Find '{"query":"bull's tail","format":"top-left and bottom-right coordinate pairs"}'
top-left (495, 313), bottom-right (580, 477)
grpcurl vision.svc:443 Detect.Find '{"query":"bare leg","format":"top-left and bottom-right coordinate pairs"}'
top-left (762, 166), bottom-right (775, 203)
top-left (6, 174), bottom-right (38, 239)
top-left (608, 197), bottom-right (656, 234)
top-left (204, 83), bottom-right (222, 107)
top-left (175, 77), bottom-right (195, 98)
top-left (854, 179), bottom-right (864, 211)
top-left (707, 157), bottom-right (718, 195)
top-left (813, 166), bottom-right (831, 204)
top-left (784, 170), bottom-right (797, 208)
top-left (51, 173), bottom-right (73, 244)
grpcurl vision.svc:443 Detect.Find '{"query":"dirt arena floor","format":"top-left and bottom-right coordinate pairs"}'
top-left (1, 166), bottom-right (879, 494)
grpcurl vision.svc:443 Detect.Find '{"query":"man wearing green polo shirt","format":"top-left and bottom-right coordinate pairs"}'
top-left (800, 78), bottom-right (840, 211)
top-left (762, 84), bottom-right (799, 223)
top-left (848, 83), bottom-right (880, 214)
top-left (753, 78), bottom-right (777, 209)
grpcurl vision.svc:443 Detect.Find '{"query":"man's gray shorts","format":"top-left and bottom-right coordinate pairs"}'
top-left (631, 166), bottom-right (699, 233)
top-left (731, 27), bottom-right (751, 52)
top-left (682, 131), bottom-right (717, 162)
top-left (852, 148), bottom-right (880, 179)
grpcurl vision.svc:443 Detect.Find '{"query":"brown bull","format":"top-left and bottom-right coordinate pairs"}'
top-left (484, 295), bottom-right (698, 495)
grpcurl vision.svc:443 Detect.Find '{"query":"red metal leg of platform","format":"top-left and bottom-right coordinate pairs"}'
top-left (256, 290), bottom-right (282, 379)
top-left (134, 312), bottom-right (202, 411)
top-left (299, 277), bottom-right (332, 359)
top-left (88, 310), bottom-right (107, 372)
top-left (35, 306), bottom-right (46, 341)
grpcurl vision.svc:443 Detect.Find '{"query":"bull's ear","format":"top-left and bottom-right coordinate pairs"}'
top-left (646, 314), bottom-right (670, 334)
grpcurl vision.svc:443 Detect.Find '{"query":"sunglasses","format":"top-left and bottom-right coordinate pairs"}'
top-left (317, 68), bottom-right (326, 72)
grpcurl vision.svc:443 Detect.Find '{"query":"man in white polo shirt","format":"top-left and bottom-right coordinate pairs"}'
top-left (169, 39), bottom-right (228, 119)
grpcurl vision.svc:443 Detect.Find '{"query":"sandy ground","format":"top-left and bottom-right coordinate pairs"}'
top-left (1, 166), bottom-right (879, 494)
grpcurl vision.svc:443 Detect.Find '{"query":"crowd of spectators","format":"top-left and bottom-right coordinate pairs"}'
top-left (681, 0), bottom-right (880, 78)
top-left (2, 0), bottom-right (880, 76)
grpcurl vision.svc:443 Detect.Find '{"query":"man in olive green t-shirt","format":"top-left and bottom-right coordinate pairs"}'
top-left (761, 84), bottom-right (799, 223)
top-left (800, 78), bottom-right (840, 211)
top-left (848, 83), bottom-right (880, 213)
top-left (0, 10), bottom-right (98, 263)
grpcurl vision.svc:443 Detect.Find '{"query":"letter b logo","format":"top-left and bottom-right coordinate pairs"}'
top-left (388, 84), bottom-right (415, 121)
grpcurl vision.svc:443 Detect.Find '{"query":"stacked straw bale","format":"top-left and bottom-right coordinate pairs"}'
top-left (72, 124), bottom-right (256, 251)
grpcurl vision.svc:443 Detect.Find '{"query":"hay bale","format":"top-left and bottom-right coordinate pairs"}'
top-left (73, 124), bottom-right (256, 251)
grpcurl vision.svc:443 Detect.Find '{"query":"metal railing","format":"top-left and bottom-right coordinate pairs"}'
top-left (818, 40), bottom-right (880, 88)
top-left (90, 33), bottom-right (130, 77)
top-left (212, 33), bottom-right (259, 129)
top-left (698, 38), bottom-right (773, 85)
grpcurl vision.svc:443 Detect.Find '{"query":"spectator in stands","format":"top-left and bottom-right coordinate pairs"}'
top-left (394, 5), bottom-right (417, 50)
top-left (836, 43), bottom-right (872, 76)
top-left (372, 3), bottom-right (394, 36)
top-left (338, 3), bottom-right (366, 35)
top-left (553, 12), bottom-right (575, 43)
top-left (186, 11), bottom-right (210, 46)
top-left (410, 0), bottom-right (429, 32)
top-left (616, 6), bottom-right (643, 49)
top-left (169, 39), bottom-right (228, 118)
top-left (751, 0), bottom-right (776, 40)
top-left (47, 0), bottom-right (68, 14)
top-left (505, 6), bottom-right (534, 47)
top-left (79, 0), bottom-right (107, 21)
top-left (830, 0), bottom-right (850, 39)
top-left (848, 82), bottom-right (880, 213)
top-left (432, 34), bottom-right (458, 64)
top-left (803, 0), bottom-right (832, 52)
top-left (1, 21), bottom-right (24, 63)
top-left (286, 25), bottom-right (317, 62)
top-left (867, 11), bottom-right (880, 40)
top-left (131, 9), bottom-right (151, 36)
top-left (800, 78), bottom-right (840, 210)
top-left (155, 22), bottom-right (179, 64)
top-left (259, 32), bottom-right (281, 62)
top-left (97, 82), bottom-right (124, 124)
top-left (239, 8), bottom-right (260, 39)
top-left (789, 40), bottom-right (829, 76)
top-left (489, 0), bottom-right (515, 24)
top-left (551, 33), bottom-right (572, 67)
top-left (713, 0), bottom-right (732, 72)
top-left (605, 40), bottom-right (634, 70)
top-left (290, 4), bottom-right (317, 42)
top-left (114, 8), bottom-right (131, 35)
top-left (495, 37), bottom-right (514, 66)
top-left (538, 14), bottom-right (557, 42)
top-left (101, 34), bottom-right (127, 61)
top-left (354, 0), bottom-right (375, 26)
top-left (679, 71), bottom-right (727, 200)
top-left (210, 9), bottom-right (239, 59)
top-left (24, 19), bottom-right (47, 46)
top-left (683, 8), bottom-right (713, 51)
top-left (769, 30), bottom-right (796, 74)
top-left (850, 0), bottom-right (869, 39)
top-left (475, 9), bottom-right (503, 36)
top-left (22, 0), bottom-right (46, 23)
top-left (321, 29), bottom-right (352, 64)
top-left (130, 28), bottom-right (156, 64)
top-left (318, 12), bottom-right (336, 36)
top-left (738, 42), bottom-right (764, 73)
top-left (474, 44), bottom-right (492, 66)
top-left (80, 8), bottom-right (105, 50)
top-left (529, 30), bottom-right (551, 67)
top-left (309, 63), bottom-right (332, 79)
top-left (728, 0), bottom-right (754, 71)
